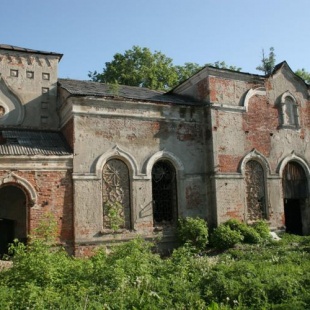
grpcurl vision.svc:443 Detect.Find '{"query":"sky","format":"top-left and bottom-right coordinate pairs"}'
top-left (1, 0), bottom-right (309, 81)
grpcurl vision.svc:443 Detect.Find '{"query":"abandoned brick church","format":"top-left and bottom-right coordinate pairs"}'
top-left (0, 44), bottom-right (309, 256)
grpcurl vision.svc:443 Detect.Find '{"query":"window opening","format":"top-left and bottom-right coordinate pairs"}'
top-left (152, 160), bottom-right (177, 225)
top-left (280, 95), bottom-right (299, 129)
top-left (245, 160), bottom-right (267, 221)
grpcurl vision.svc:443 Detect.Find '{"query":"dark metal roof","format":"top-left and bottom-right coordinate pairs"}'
top-left (58, 79), bottom-right (200, 105)
top-left (0, 44), bottom-right (63, 60)
top-left (0, 130), bottom-right (72, 156)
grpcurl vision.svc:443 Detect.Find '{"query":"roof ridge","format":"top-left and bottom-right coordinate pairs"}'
top-left (0, 44), bottom-right (63, 60)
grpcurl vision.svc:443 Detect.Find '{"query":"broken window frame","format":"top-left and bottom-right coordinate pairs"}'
top-left (245, 159), bottom-right (268, 222)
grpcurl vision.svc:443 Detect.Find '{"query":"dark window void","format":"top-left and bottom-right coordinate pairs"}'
top-left (0, 185), bottom-right (27, 255)
top-left (245, 160), bottom-right (267, 221)
top-left (283, 162), bottom-right (308, 235)
top-left (152, 160), bottom-right (177, 225)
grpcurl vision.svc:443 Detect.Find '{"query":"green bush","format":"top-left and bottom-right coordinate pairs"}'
top-left (177, 217), bottom-right (208, 251)
top-left (210, 224), bottom-right (244, 249)
top-left (2, 220), bottom-right (310, 309)
top-left (252, 220), bottom-right (270, 240)
top-left (224, 219), bottom-right (262, 244)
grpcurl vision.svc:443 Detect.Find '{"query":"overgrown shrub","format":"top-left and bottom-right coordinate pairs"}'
top-left (177, 217), bottom-right (208, 251)
top-left (252, 220), bottom-right (270, 239)
top-left (210, 224), bottom-right (244, 249)
top-left (224, 219), bottom-right (263, 244)
top-left (2, 215), bottom-right (310, 309)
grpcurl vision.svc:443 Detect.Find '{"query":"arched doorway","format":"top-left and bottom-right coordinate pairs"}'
top-left (0, 185), bottom-right (27, 255)
top-left (282, 162), bottom-right (308, 235)
top-left (152, 160), bottom-right (177, 226)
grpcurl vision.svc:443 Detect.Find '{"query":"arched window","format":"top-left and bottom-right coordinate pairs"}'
top-left (102, 159), bottom-right (131, 230)
top-left (152, 160), bottom-right (177, 225)
top-left (245, 160), bottom-right (267, 221)
top-left (279, 93), bottom-right (299, 129)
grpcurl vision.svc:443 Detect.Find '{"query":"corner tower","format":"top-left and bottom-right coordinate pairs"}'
top-left (0, 45), bottom-right (63, 129)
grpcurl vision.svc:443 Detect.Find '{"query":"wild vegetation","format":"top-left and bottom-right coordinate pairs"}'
top-left (1, 218), bottom-right (310, 309)
top-left (89, 46), bottom-right (310, 90)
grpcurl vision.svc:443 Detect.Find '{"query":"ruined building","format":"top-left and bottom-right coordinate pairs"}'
top-left (0, 44), bottom-right (309, 256)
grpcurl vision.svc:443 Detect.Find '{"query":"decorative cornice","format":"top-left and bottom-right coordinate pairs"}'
top-left (0, 155), bottom-right (73, 170)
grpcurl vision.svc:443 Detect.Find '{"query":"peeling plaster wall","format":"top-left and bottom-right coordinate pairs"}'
top-left (66, 96), bottom-right (209, 247)
top-left (173, 65), bottom-right (310, 230)
top-left (207, 68), bottom-right (310, 229)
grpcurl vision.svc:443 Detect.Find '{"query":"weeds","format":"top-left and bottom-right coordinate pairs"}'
top-left (0, 218), bottom-right (310, 309)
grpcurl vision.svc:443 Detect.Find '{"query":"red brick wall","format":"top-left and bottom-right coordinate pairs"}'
top-left (218, 155), bottom-right (242, 173)
top-left (243, 95), bottom-right (279, 157)
top-left (0, 170), bottom-right (73, 247)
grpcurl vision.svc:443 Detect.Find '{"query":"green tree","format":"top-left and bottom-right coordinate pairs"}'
top-left (295, 68), bottom-right (310, 84)
top-left (174, 62), bottom-right (203, 84)
top-left (209, 61), bottom-right (242, 71)
top-left (88, 46), bottom-right (179, 91)
top-left (256, 47), bottom-right (276, 75)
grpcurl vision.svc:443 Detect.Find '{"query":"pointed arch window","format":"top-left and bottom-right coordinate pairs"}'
top-left (102, 159), bottom-right (131, 230)
top-left (152, 160), bottom-right (177, 225)
top-left (245, 160), bottom-right (267, 221)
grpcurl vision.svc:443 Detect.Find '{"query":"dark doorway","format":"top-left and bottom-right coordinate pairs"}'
top-left (0, 219), bottom-right (15, 255)
top-left (152, 160), bottom-right (177, 225)
top-left (284, 199), bottom-right (302, 235)
top-left (0, 185), bottom-right (27, 256)
top-left (282, 162), bottom-right (308, 235)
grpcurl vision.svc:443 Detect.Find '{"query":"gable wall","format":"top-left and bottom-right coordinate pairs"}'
top-left (208, 69), bottom-right (310, 229)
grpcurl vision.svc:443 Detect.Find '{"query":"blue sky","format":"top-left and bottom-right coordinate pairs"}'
top-left (2, 0), bottom-right (309, 81)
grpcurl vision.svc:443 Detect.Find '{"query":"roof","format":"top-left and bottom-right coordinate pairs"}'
top-left (0, 130), bottom-right (72, 156)
top-left (0, 44), bottom-right (63, 60)
top-left (58, 79), bottom-right (200, 105)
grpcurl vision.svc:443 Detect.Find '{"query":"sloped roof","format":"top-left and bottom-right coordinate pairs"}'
top-left (0, 130), bottom-right (71, 156)
top-left (0, 44), bottom-right (63, 60)
top-left (58, 79), bottom-right (200, 105)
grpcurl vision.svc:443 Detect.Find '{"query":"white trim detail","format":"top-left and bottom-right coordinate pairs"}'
top-left (240, 149), bottom-right (271, 175)
top-left (243, 87), bottom-right (266, 112)
top-left (0, 155), bottom-right (73, 170)
top-left (144, 150), bottom-right (185, 179)
top-left (0, 77), bottom-right (25, 125)
top-left (279, 91), bottom-right (299, 129)
top-left (95, 145), bottom-right (139, 179)
top-left (277, 151), bottom-right (310, 179)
